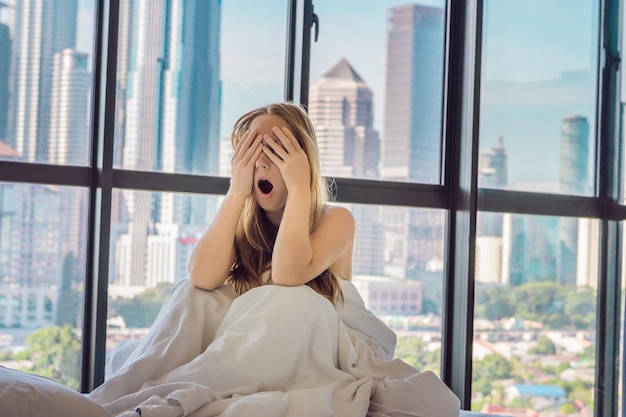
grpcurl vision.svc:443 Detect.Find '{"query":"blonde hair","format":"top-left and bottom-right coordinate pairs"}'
top-left (227, 102), bottom-right (342, 303)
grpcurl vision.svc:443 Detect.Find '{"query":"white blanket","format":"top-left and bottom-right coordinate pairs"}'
top-left (88, 280), bottom-right (460, 417)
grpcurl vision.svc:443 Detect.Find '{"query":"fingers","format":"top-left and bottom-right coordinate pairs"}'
top-left (262, 135), bottom-right (287, 161)
top-left (262, 126), bottom-right (303, 160)
top-left (234, 129), bottom-right (263, 165)
top-left (272, 126), bottom-right (301, 154)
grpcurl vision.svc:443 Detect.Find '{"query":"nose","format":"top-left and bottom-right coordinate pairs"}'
top-left (255, 151), bottom-right (270, 169)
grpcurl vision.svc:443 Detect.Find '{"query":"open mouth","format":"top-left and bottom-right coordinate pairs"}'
top-left (258, 179), bottom-right (274, 195)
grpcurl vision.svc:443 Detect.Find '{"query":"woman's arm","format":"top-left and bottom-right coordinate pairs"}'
top-left (273, 203), bottom-right (355, 285)
top-left (188, 129), bottom-right (264, 290)
top-left (262, 127), bottom-right (355, 285)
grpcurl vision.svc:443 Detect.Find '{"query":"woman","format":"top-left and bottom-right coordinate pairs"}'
top-left (188, 102), bottom-right (354, 302)
top-left (88, 102), bottom-right (460, 417)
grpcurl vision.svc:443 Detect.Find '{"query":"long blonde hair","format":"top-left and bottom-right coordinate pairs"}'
top-left (227, 102), bottom-right (342, 303)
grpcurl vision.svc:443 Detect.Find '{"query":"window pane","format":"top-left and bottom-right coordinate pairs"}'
top-left (0, 1), bottom-right (95, 165)
top-left (473, 212), bottom-right (598, 415)
top-left (112, 1), bottom-right (285, 175)
top-left (309, 1), bottom-right (446, 184)
top-left (479, 0), bottom-right (599, 195)
top-left (351, 203), bottom-right (446, 376)
top-left (0, 182), bottom-right (87, 390)
top-left (105, 190), bottom-right (219, 377)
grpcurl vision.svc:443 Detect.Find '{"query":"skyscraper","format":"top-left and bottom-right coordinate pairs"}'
top-left (116, 0), bottom-right (221, 287)
top-left (48, 49), bottom-right (91, 283)
top-left (382, 4), bottom-right (444, 183)
top-left (10, 0), bottom-right (78, 162)
top-left (309, 58), bottom-right (380, 179)
top-left (478, 134), bottom-right (507, 189)
top-left (381, 4), bottom-right (445, 277)
top-left (478, 135), bottom-right (507, 237)
top-left (558, 115), bottom-right (590, 284)
top-left (309, 58), bottom-right (384, 275)
top-left (0, 142), bottom-right (62, 328)
top-left (0, 21), bottom-right (9, 141)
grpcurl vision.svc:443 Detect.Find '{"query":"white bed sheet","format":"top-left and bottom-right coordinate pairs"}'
top-left (88, 279), bottom-right (463, 417)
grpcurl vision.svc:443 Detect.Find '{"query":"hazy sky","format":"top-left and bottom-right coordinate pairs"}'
top-left (72, 0), bottom-right (604, 190)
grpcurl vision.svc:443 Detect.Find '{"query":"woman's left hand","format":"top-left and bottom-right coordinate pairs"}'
top-left (262, 127), bottom-right (311, 193)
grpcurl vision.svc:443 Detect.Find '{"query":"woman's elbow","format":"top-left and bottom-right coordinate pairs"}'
top-left (188, 265), bottom-right (216, 291)
top-left (271, 271), bottom-right (310, 287)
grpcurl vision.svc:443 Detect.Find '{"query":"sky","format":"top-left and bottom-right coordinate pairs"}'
top-left (70, 0), bottom-right (606, 190)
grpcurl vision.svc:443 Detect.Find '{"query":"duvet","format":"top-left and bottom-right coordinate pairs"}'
top-left (87, 279), bottom-right (461, 417)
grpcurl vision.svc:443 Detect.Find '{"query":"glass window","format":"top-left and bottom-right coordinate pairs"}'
top-left (348, 203), bottom-right (446, 376)
top-left (309, 0), bottom-right (446, 184)
top-left (478, 0), bottom-right (599, 195)
top-left (112, 1), bottom-right (286, 175)
top-left (0, 1), bottom-right (95, 166)
top-left (105, 190), bottom-right (220, 378)
top-left (0, 182), bottom-right (87, 390)
top-left (473, 212), bottom-right (598, 415)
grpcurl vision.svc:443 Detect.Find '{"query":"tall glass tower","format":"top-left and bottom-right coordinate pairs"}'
top-left (382, 4), bottom-right (444, 184)
top-left (381, 4), bottom-right (445, 277)
top-left (558, 115), bottom-right (589, 285)
top-left (117, 0), bottom-right (221, 286)
top-left (11, 0), bottom-right (78, 162)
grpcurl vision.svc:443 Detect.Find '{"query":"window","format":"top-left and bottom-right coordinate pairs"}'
top-left (473, 213), bottom-right (598, 413)
top-left (0, 1), bottom-right (623, 415)
top-left (0, 1), bottom-right (94, 166)
top-left (479, 0), bottom-right (599, 196)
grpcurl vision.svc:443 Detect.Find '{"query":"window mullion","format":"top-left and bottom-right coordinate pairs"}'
top-left (82, 0), bottom-right (120, 393)
top-left (441, 0), bottom-right (483, 407)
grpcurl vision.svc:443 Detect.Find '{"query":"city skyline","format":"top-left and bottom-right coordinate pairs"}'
top-left (2, 0), bottom-right (600, 191)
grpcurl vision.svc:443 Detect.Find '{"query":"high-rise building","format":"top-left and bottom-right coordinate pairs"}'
top-left (48, 49), bottom-right (90, 282)
top-left (0, 142), bottom-right (62, 328)
top-left (478, 134), bottom-right (507, 188)
top-left (10, 0), bottom-right (78, 162)
top-left (382, 4), bottom-right (444, 183)
top-left (558, 115), bottom-right (589, 284)
top-left (48, 49), bottom-right (90, 165)
top-left (381, 4), bottom-right (445, 277)
top-left (478, 135), bottom-right (507, 237)
top-left (309, 58), bottom-right (380, 179)
top-left (0, 21), bottom-right (9, 141)
top-left (560, 116), bottom-right (590, 195)
top-left (309, 58), bottom-right (384, 275)
top-left (116, 0), bottom-right (221, 287)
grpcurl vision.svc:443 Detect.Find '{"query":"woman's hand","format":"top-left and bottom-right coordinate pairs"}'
top-left (230, 129), bottom-right (264, 198)
top-left (262, 127), bottom-right (311, 193)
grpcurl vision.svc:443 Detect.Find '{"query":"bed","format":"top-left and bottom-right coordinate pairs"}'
top-left (1, 280), bottom-right (507, 417)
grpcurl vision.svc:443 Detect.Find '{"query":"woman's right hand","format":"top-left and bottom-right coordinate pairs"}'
top-left (229, 128), bottom-right (264, 199)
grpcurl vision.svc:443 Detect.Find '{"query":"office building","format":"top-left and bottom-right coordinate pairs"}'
top-left (116, 0), bottom-right (221, 286)
top-left (381, 4), bottom-right (445, 277)
top-left (309, 58), bottom-right (384, 275)
top-left (558, 115), bottom-right (589, 285)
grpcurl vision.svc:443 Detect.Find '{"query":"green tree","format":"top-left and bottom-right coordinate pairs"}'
top-left (16, 325), bottom-right (81, 389)
top-left (564, 287), bottom-right (596, 330)
top-left (472, 354), bottom-right (512, 396)
top-left (511, 281), bottom-right (565, 327)
top-left (529, 335), bottom-right (556, 355)
top-left (394, 336), bottom-right (441, 372)
top-left (57, 253), bottom-right (80, 326)
top-left (475, 285), bottom-right (514, 321)
top-left (109, 282), bottom-right (173, 328)
top-left (395, 336), bottom-right (428, 370)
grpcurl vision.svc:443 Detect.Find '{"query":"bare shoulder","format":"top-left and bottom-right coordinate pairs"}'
top-left (321, 205), bottom-right (356, 229)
